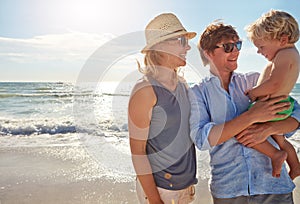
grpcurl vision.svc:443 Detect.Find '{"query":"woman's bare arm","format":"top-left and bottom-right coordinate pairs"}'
top-left (128, 82), bottom-right (163, 204)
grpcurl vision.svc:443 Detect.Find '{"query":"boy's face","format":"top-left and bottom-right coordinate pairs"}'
top-left (253, 39), bottom-right (281, 61)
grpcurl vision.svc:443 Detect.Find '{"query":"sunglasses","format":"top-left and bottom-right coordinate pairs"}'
top-left (215, 41), bottom-right (242, 53)
top-left (166, 36), bottom-right (188, 47)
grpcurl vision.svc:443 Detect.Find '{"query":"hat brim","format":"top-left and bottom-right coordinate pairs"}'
top-left (141, 31), bottom-right (196, 53)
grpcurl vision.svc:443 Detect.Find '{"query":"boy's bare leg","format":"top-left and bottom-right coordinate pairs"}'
top-left (272, 135), bottom-right (300, 180)
top-left (253, 141), bottom-right (287, 178)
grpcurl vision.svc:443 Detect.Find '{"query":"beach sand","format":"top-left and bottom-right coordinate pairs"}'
top-left (0, 146), bottom-right (299, 204)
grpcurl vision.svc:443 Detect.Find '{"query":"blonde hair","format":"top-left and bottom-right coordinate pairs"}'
top-left (246, 9), bottom-right (299, 43)
top-left (137, 50), bottom-right (164, 77)
top-left (198, 21), bottom-right (239, 66)
top-left (137, 49), bottom-right (182, 80)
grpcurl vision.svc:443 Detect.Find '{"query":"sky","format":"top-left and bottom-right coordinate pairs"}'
top-left (0, 0), bottom-right (300, 82)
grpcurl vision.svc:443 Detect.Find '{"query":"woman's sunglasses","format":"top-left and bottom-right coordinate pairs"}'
top-left (166, 36), bottom-right (188, 47)
top-left (215, 41), bottom-right (242, 53)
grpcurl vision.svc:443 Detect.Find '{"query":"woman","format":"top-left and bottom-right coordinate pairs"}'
top-left (189, 21), bottom-right (300, 204)
top-left (128, 13), bottom-right (197, 203)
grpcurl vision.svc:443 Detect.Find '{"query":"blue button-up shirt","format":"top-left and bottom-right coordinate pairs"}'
top-left (189, 71), bottom-right (300, 198)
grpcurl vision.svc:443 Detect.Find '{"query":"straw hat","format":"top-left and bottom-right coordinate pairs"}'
top-left (141, 13), bottom-right (196, 53)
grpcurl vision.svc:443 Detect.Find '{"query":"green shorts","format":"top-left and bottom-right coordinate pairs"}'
top-left (248, 96), bottom-right (294, 122)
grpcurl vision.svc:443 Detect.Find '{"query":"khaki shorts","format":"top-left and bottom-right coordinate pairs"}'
top-left (136, 179), bottom-right (195, 204)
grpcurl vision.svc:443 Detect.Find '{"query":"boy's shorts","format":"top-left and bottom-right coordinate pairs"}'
top-left (248, 96), bottom-right (294, 122)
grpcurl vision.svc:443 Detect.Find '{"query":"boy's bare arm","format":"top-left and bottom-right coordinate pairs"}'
top-left (248, 49), bottom-right (299, 101)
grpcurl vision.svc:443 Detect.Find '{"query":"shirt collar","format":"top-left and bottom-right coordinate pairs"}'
top-left (208, 71), bottom-right (238, 83)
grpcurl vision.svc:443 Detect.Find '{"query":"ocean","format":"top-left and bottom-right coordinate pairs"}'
top-left (1, 81), bottom-right (300, 184)
top-left (0, 81), bottom-right (136, 184)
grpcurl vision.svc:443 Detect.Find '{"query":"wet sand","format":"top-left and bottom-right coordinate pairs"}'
top-left (0, 146), bottom-right (299, 204)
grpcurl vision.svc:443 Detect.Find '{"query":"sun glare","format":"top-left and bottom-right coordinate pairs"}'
top-left (55, 0), bottom-right (126, 32)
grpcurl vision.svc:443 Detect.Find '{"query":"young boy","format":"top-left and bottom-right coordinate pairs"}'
top-left (246, 9), bottom-right (300, 179)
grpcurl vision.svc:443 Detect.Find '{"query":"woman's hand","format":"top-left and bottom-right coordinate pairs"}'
top-left (247, 95), bottom-right (290, 123)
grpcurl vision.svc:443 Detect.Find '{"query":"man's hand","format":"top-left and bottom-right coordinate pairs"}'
top-left (245, 89), bottom-right (257, 102)
top-left (236, 123), bottom-right (274, 147)
top-left (247, 95), bottom-right (290, 123)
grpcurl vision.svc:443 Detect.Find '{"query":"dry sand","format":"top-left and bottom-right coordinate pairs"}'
top-left (0, 146), bottom-right (299, 204)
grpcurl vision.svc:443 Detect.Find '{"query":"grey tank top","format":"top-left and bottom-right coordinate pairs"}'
top-left (147, 77), bottom-right (197, 190)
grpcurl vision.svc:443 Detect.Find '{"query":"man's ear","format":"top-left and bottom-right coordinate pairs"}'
top-left (203, 50), bottom-right (212, 61)
top-left (199, 48), bottom-right (210, 66)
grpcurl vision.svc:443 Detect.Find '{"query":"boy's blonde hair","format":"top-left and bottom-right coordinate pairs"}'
top-left (247, 9), bottom-right (299, 43)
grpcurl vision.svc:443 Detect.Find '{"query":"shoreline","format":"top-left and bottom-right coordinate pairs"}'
top-left (0, 146), bottom-right (299, 204)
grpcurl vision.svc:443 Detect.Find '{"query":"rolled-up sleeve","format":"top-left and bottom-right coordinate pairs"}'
top-left (188, 86), bottom-right (214, 150)
top-left (285, 97), bottom-right (300, 138)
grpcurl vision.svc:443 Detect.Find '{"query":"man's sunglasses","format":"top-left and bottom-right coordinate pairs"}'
top-left (166, 36), bottom-right (188, 47)
top-left (215, 41), bottom-right (242, 53)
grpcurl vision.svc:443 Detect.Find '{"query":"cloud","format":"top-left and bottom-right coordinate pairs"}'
top-left (0, 31), bottom-right (148, 82)
top-left (0, 32), bottom-right (115, 63)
